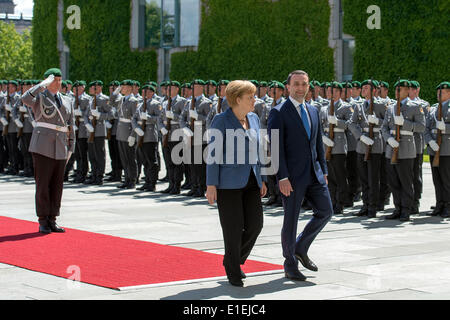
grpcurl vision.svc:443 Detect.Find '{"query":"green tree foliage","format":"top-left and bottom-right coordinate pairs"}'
top-left (342, 0), bottom-right (450, 104)
top-left (170, 0), bottom-right (334, 83)
top-left (0, 21), bottom-right (33, 79)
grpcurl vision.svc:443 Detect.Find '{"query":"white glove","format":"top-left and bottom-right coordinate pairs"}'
top-left (128, 136), bottom-right (136, 147)
top-left (73, 124), bottom-right (78, 131)
top-left (165, 111), bottom-right (174, 119)
top-left (327, 115), bottom-right (338, 125)
top-left (39, 74), bottom-right (55, 88)
top-left (436, 120), bottom-right (446, 131)
top-left (19, 106), bottom-right (27, 113)
top-left (161, 127), bottom-right (168, 136)
top-left (134, 127), bottom-right (144, 136)
top-left (360, 135), bottom-right (374, 146)
top-left (189, 109), bottom-right (199, 120)
top-left (387, 137), bottom-right (400, 149)
top-left (32, 120), bottom-right (37, 128)
top-left (74, 108), bottom-right (82, 116)
top-left (85, 123), bottom-right (94, 133)
top-left (113, 86), bottom-right (121, 95)
top-left (4, 104), bottom-right (12, 112)
top-left (368, 115), bottom-right (379, 125)
top-left (429, 140), bottom-right (439, 152)
top-left (140, 112), bottom-right (148, 120)
top-left (183, 127), bottom-right (193, 137)
top-left (91, 109), bottom-right (100, 118)
top-left (322, 136), bottom-right (335, 147)
top-left (111, 107), bottom-right (117, 114)
top-left (105, 121), bottom-right (112, 129)
top-left (14, 119), bottom-right (23, 128)
top-left (0, 117), bottom-right (8, 126)
top-left (394, 114), bottom-right (404, 126)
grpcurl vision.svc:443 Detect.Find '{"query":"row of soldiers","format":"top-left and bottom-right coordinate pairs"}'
top-left (0, 77), bottom-right (449, 221)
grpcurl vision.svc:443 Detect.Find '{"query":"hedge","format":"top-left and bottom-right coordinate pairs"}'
top-left (32, 0), bottom-right (158, 86)
top-left (170, 0), bottom-right (334, 83)
top-left (342, 0), bottom-right (450, 104)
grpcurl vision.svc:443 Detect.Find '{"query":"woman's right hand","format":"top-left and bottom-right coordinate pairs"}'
top-left (206, 185), bottom-right (217, 204)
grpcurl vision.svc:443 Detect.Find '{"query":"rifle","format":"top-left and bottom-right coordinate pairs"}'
top-left (364, 80), bottom-right (374, 161)
top-left (390, 85), bottom-right (401, 164)
top-left (189, 84), bottom-right (196, 145)
top-left (88, 90), bottom-right (97, 143)
top-left (432, 86), bottom-right (443, 167)
top-left (17, 83), bottom-right (25, 138)
top-left (75, 86), bottom-right (80, 139)
top-left (137, 88), bottom-right (147, 148)
top-left (2, 85), bottom-right (10, 136)
top-left (162, 85), bottom-right (172, 148)
top-left (325, 85), bottom-right (335, 161)
top-left (311, 81), bottom-right (316, 102)
top-left (217, 86), bottom-right (223, 114)
top-left (106, 86), bottom-right (116, 140)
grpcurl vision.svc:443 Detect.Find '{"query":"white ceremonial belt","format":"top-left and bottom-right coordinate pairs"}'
top-left (324, 128), bottom-right (344, 133)
top-left (78, 118), bottom-right (85, 122)
top-left (24, 114), bottom-right (29, 118)
top-left (390, 130), bottom-right (413, 136)
top-left (169, 121), bottom-right (179, 124)
top-left (36, 122), bottom-right (68, 132)
top-left (119, 118), bottom-right (132, 123)
top-left (363, 128), bottom-right (381, 133)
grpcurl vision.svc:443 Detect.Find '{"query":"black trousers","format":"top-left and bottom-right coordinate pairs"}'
top-left (346, 150), bottom-right (361, 197)
top-left (430, 155), bottom-right (450, 207)
top-left (327, 154), bottom-right (351, 208)
top-left (217, 171), bottom-right (263, 278)
top-left (87, 136), bottom-right (106, 180)
top-left (413, 153), bottom-right (423, 205)
top-left (6, 132), bottom-right (19, 172)
top-left (379, 152), bottom-right (390, 202)
top-left (0, 131), bottom-right (7, 171)
top-left (357, 153), bottom-right (383, 210)
top-left (140, 141), bottom-right (159, 186)
top-left (76, 137), bottom-right (89, 179)
top-left (32, 153), bottom-right (66, 220)
top-left (189, 144), bottom-right (207, 192)
top-left (118, 140), bottom-right (137, 184)
top-left (164, 141), bottom-right (183, 187)
top-left (19, 133), bottom-right (33, 174)
top-left (108, 134), bottom-right (122, 178)
top-left (387, 158), bottom-right (415, 213)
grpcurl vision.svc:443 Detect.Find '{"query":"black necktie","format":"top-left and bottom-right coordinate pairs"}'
top-left (54, 94), bottom-right (61, 109)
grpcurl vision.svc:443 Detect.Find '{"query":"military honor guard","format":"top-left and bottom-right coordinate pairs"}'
top-left (321, 81), bottom-right (353, 214)
top-left (425, 82), bottom-right (450, 218)
top-left (21, 68), bottom-right (75, 233)
top-left (159, 80), bottom-right (187, 194)
top-left (105, 80), bottom-right (123, 182)
top-left (381, 80), bottom-right (425, 221)
top-left (206, 80), bottom-right (230, 129)
top-left (349, 80), bottom-right (387, 218)
top-left (84, 80), bottom-right (112, 185)
top-left (180, 79), bottom-right (212, 197)
top-left (0, 80), bottom-right (8, 173)
top-left (132, 84), bottom-right (162, 192)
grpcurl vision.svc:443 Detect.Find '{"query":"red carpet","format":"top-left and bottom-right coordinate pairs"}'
top-left (0, 216), bottom-right (282, 290)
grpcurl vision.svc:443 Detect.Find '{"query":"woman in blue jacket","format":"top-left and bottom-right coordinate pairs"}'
top-left (206, 80), bottom-right (267, 287)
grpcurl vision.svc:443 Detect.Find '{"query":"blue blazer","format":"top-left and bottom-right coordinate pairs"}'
top-left (206, 108), bottom-right (265, 189)
top-left (267, 98), bottom-right (328, 185)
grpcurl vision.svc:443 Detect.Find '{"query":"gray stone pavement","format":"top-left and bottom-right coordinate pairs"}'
top-left (1, 155), bottom-right (450, 300)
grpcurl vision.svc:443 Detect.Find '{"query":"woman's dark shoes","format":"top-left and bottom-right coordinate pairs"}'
top-left (48, 220), bottom-right (65, 233)
top-left (284, 269), bottom-right (306, 281)
top-left (39, 224), bottom-right (52, 234)
top-left (227, 277), bottom-right (244, 287)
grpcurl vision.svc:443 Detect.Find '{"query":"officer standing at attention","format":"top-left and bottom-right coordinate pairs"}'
top-left (21, 68), bottom-right (75, 234)
top-left (381, 80), bottom-right (425, 222)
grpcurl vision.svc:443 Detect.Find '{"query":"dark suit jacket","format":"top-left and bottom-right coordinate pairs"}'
top-left (267, 97), bottom-right (328, 186)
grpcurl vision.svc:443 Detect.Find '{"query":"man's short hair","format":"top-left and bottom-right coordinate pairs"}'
top-left (287, 70), bottom-right (309, 85)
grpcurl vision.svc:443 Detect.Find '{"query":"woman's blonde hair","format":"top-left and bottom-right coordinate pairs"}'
top-left (225, 80), bottom-right (256, 108)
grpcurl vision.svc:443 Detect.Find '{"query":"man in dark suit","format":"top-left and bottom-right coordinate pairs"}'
top-left (268, 70), bottom-right (332, 281)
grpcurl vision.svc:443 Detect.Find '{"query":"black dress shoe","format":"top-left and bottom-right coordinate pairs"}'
top-left (376, 204), bottom-right (385, 211)
top-left (228, 277), bottom-right (244, 287)
top-left (137, 184), bottom-right (150, 191)
top-left (48, 220), bottom-right (65, 233)
top-left (353, 193), bottom-right (362, 202)
top-left (367, 209), bottom-right (377, 218)
top-left (440, 208), bottom-right (449, 218)
top-left (264, 196), bottom-right (277, 206)
top-left (295, 253), bottom-right (318, 272)
top-left (428, 203), bottom-right (444, 216)
top-left (117, 182), bottom-right (128, 189)
top-left (284, 270), bottom-right (306, 281)
top-left (334, 205), bottom-right (343, 215)
top-left (169, 187), bottom-right (180, 195)
top-left (353, 208), bottom-right (368, 217)
top-left (160, 185), bottom-right (173, 193)
top-left (184, 189), bottom-right (196, 197)
top-left (344, 202), bottom-right (354, 208)
top-left (126, 183), bottom-right (136, 189)
top-left (399, 212), bottom-right (410, 222)
top-left (39, 224), bottom-right (52, 234)
top-left (385, 209), bottom-right (401, 220)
